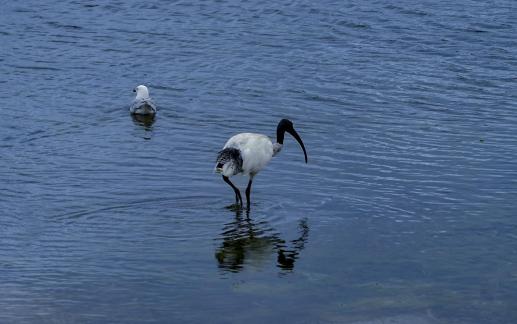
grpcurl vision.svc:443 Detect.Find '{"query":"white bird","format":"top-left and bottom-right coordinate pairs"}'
top-left (129, 85), bottom-right (157, 115)
top-left (215, 119), bottom-right (308, 208)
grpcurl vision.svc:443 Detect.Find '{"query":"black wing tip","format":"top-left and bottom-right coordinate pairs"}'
top-left (216, 147), bottom-right (242, 161)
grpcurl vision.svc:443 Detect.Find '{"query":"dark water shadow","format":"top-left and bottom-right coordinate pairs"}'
top-left (215, 207), bottom-right (309, 273)
top-left (131, 114), bottom-right (156, 129)
top-left (131, 114), bottom-right (155, 140)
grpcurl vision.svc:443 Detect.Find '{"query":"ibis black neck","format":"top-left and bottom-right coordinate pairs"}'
top-left (275, 119), bottom-right (308, 163)
top-left (276, 119), bottom-right (291, 144)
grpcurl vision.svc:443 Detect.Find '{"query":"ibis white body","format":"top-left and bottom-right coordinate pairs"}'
top-left (219, 133), bottom-right (281, 177)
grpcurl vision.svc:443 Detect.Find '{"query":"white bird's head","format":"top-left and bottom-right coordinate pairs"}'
top-left (133, 85), bottom-right (150, 99)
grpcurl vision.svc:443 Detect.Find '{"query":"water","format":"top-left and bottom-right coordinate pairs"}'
top-left (1, 0), bottom-right (517, 323)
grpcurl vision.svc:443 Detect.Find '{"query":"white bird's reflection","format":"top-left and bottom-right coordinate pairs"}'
top-left (131, 114), bottom-right (155, 140)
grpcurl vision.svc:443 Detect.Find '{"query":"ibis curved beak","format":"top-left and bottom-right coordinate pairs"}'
top-left (287, 128), bottom-right (308, 163)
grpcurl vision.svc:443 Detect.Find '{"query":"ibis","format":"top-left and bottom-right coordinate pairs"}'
top-left (130, 85), bottom-right (157, 115)
top-left (215, 119), bottom-right (308, 207)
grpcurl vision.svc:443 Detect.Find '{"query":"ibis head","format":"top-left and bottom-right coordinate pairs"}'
top-left (276, 119), bottom-right (308, 163)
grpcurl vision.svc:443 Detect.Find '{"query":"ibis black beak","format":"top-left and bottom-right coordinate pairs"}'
top-left (287, 128), bottom-right (308, 163)
top-left (133, 89), bottom-right (136, 92)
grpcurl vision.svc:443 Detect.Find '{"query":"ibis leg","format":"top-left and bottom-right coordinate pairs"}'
top-left (245, 177), bottom-right (253, 209)
top-left (223, 175), bottom-right (242, 205)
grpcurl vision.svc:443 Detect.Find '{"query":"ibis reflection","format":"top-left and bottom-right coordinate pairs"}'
top-left (215, 208), bottom-right (309, 272)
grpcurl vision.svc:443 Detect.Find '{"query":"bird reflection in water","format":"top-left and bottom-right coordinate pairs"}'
top-left (131, 114), bottom-right (155, 140)
top-left (215, 208), bottom-right (309, 272)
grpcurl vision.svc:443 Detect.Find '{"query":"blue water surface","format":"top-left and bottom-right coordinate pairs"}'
top-left (1, 1), bottom-right (517, 323)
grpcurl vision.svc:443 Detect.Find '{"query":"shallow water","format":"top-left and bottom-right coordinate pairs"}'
top-left (1, 1), bottom-right (517, 323)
